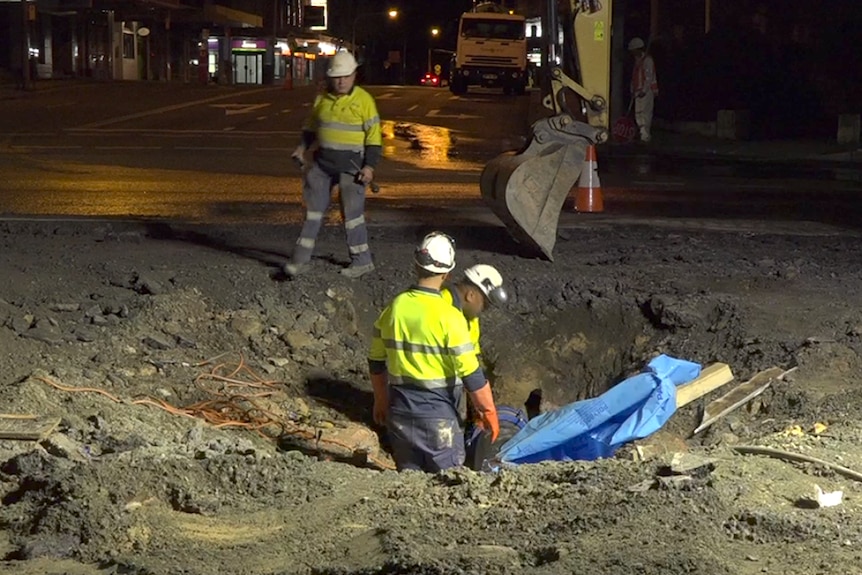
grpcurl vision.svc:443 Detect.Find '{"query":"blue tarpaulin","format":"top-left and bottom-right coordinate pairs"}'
top-left (495, 355), bottom-right (701, 465)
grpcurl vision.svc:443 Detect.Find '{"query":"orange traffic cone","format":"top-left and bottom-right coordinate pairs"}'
top-left (574, 144), bottom-right (604, 213)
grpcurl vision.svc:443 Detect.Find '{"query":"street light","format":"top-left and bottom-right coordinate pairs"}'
top-left (351, 8), bottom-right (398, 54)
top-left (427, 27), bottom-right (440, 73)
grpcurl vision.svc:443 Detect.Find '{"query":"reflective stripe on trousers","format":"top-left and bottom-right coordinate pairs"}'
top-left (291, 162), bottom-right (373, 266)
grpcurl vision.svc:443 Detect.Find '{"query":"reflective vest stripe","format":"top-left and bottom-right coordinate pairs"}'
top-left (389, 374), bottom-right (462, 389)
top-left (380, 338), bottom-right (474, 356)
top-left (320, 120), bottom-right (364, 133)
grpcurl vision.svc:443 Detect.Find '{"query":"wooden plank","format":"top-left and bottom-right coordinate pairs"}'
top-left (675, 362), bottom-right (734, 408)
top-left (0, 414), bottom-right (62, 441)
top-left (693, 366), bottom-right (795, 435)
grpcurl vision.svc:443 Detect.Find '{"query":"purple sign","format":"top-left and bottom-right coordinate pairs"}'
top-left (231, 39), bottom-right (267, 50)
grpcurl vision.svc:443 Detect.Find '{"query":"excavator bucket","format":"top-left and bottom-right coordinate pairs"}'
top-left (480, 114), bottom-right (597, 260)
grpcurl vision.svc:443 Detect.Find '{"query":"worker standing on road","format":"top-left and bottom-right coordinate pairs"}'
top-left (628, 37), bottom-right (659, 143)
top-left (284, 50), bottom-right (382, 279)
top-left (368, 232), bottom-right (501, 472)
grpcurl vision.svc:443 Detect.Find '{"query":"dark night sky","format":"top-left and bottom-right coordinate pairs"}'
top-left (322, 0), bottom-right (861, 138)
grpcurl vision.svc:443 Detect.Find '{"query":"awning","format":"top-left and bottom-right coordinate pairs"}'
top-left (203, 4), bottom-right (262, 28)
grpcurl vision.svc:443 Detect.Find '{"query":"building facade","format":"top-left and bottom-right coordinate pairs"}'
top-left (0, 0), bottom-right (340, 86)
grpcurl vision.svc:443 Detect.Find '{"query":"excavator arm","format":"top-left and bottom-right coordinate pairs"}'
top-left (480, 0), bottom-right (613, 260)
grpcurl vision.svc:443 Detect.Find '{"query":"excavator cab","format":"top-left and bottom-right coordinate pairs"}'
top-left (480, 0), bottom-right (613, 260)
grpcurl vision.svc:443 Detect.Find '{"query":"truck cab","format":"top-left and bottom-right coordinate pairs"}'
top-left (450, 9), bottom-right (528, 96)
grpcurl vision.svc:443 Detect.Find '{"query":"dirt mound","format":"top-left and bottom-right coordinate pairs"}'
top-left (2, 220), bottom-right (862, 574)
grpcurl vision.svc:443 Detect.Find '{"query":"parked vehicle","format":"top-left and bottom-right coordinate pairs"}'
top-left (450, 3), bottom-right (527, 96)
top-left (420, 72), bottom-right (441, 87)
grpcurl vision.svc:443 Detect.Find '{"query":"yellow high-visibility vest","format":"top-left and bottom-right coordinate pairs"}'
top-left (440, 287), bottom-right (482, 357)
top-left (304, 86), bottom-right (382, 153)
top-left (369, 288), bottom-right (477, 390)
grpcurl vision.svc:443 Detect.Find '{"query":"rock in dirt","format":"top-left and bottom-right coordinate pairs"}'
top-left (230, 313), bottom-right (263, 337)
top-left (142, 333), bottom-right (174, 350)
top-left (40, 433), bottom-right (89, 462)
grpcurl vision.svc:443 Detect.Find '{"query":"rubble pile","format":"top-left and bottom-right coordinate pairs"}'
top-left (1, 221), bottom-right (862, 574)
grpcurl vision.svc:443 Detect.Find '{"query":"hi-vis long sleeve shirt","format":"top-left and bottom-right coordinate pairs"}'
top-left (301, 86), bottom-right (382, 176)
top-left (368, 286), bottom-right (486, 420)
top-left (631, 55), bottom-right (658, 96)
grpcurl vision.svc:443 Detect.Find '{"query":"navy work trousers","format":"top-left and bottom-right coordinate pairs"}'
top-left (388, 413), bottom-right (465, 473)
top-left (291, 162), bottom-right (372, 267)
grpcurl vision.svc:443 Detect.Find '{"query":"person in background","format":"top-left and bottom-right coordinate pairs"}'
top-left (285, 50), bottom-right (381, 279)
top-left (628, 37), bottom-right (659, 143)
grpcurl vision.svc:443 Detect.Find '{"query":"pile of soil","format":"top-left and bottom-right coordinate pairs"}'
top-left (1, 219), bottom-right (861, 575)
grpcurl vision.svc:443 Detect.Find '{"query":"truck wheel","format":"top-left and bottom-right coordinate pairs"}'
top-left (515, 84), bottom-right (526, 96)
top-left (450, 80), bottom-right (467, 95)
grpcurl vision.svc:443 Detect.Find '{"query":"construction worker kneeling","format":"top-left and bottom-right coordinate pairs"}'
top-left (367, 232), bottom-right (500, 473)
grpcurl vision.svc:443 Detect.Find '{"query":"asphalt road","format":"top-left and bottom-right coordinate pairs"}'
top-left (0, 81), bottom-right (861, 236)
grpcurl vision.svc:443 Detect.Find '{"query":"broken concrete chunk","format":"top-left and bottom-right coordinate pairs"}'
top-left (230, 315), bottom-right (263, 338)
top-left (10, 314), bottom-right (33, 334)
top-left (135, 274), bottom-right (165, 295)
top-left (91, 315), bottom-right (109, 326)
top-left (658, 475), bottom-right (694, 489)
top-left (669, 452), bottom-right (717, 476)
top-left (41, 433), bottom-right (89, 462)
top-left (142, 334), bottom-right (174, 350)
top-left (84, 304), bottom-right (103, 319)
top-left (21, 326), bottom-right (65, 345)
top-left (814, 484), bottom-right (843, 508)
top-left (175, 334), bottom-right (197, 348)
top-left (282, 330), bottom-right (316, 350)
top-left (49, 303), bottom-right (80, 312)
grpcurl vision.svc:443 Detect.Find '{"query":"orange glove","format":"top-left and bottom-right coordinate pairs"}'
top-left (370, 372), bottom-right (389, 426)
top-left (469, 381), bottom-right (499, 442)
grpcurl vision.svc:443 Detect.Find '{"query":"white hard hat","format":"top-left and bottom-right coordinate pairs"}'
top-left (628, 37), bottom-right (645, 51)
top-left (327, 50), bottom-right (358, 77)
top-left (414, 232), bottom-right (456, 274)
top-left (464, 264), bottom-right (508, 305)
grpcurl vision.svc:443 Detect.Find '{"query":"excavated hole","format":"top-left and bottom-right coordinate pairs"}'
top-left (487, 301), bottom-right (663, 417)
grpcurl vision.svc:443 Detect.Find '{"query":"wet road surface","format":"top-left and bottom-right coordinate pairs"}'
top-left (0, 82), bottom-right (860, 236)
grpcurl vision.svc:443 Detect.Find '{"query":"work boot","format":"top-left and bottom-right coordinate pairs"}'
top-left (340, 262), bottom-right (375, 279)
top-left (283, 262), bottom-right (308, 278)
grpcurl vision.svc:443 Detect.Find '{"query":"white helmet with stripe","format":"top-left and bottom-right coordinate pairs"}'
top-left (465, 264), bottom-right (508, 305)
top-left (415, 232), bottom-right (456, 274)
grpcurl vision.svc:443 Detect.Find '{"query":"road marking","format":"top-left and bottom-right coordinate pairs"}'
top-left (407, 104), bottom-right (418, 111)
top-left (175, 146), bottom-right (242, 151)
top-left (426, 109), bottom-right (482, 120)
top-left (631, 180), bottom-right (686, 187)
top-left (11, 145), bottom-right (82, 150)
top-left (280, 109), bottom-right (292, 114)
top-left (67, 128), bottom-right (301, 136)
top-left (0, 133), bottom-right (57, 137)
top-left (94, 146), bottom-right (161, 150)
top-left (210, 103), bottom-right (271, 116)
top-left (74, 87), bottom-right (277, 129)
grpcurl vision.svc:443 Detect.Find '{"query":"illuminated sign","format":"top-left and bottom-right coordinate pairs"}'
top-left (231, 39), bottom-right (266, 50)
top-left (318, 42), bottom-right (337, 56)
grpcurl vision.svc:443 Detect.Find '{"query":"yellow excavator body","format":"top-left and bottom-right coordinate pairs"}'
top-left (480, 0), bottom-right (613, 260)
